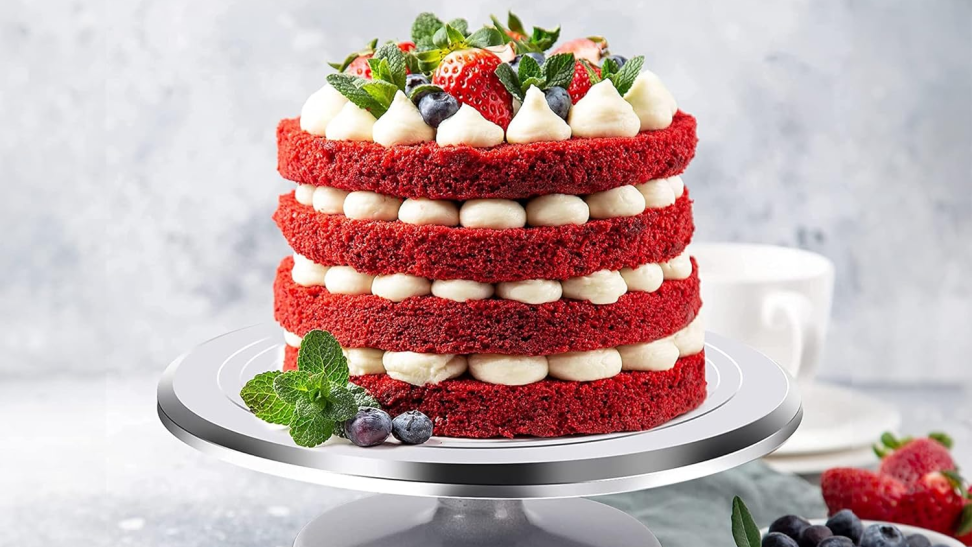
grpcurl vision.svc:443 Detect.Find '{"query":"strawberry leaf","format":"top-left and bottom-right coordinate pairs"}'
top-left (929, 431), bottom-right (954, 449)
top-left (543, 53), bottom-right (576, 89)
top-left (580, 59), bottom-right (600, 85)
top-left (881, 432), bottom-right (902, 450)
top-left (530, 25), bottom-right (561, 52)
top-left (957, 504), bottom-right (972, 535)
top-left (326, 73), bottom-right (387, 117)
top-left (328, 51), bottom-right (360, 73)
top-left (612, 55), bottom-right (644, 95)
top-left (507, 11), bottom-right (526, 36)
top-left (730, 497), bottom-right (762, 547)
top-left (494, 63), bottom-right (524, 102)
top-left (445, 24), bottom-right (465, 45)
top-left (447, 18), bottom-right (468, 36)
top-left (466, 26), bottom-right (504, 49)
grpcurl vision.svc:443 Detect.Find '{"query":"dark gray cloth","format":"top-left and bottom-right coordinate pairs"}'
top-left (593, 462), bottom-right (827, 546)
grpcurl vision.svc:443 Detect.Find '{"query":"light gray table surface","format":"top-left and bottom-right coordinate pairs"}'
top-left (1, 373), bottom-right (969, 547)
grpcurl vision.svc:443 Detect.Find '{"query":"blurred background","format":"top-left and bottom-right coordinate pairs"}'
top-left (1, 1), bottom-right (969, 546)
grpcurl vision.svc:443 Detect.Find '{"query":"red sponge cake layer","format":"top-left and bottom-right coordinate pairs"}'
top-left (274, 192), bottom-right (694, 283)
top-left (275, 257), bottom-right (701, 354)
top-left (281, 349), bottom-right (706, 438)
top-left (277, 112), bottom-right (697, 200)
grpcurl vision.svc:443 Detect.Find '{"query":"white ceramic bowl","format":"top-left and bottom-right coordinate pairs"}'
top-left (759, 519), bottom-right (964, 547)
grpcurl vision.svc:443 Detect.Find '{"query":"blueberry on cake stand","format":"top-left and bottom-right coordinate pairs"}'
top-left (157, 324), bottom-right (801, 546)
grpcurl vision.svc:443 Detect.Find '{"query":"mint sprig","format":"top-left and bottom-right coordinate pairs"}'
top-left (326, 41), bottom-right (423, 117)
top-left (494, 52), bottom-right (575, 103)
top-left (729, 497), bottom-right (762, 547)
top-left (490, 12), bottom-right (560, 53)
top-left (239, 329), bottom-right (380, 448)
top-left (581, 55), bottom-right (645, 96)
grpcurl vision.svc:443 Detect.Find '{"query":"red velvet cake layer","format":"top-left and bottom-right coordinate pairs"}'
top-left (274, 192), bottom-right (694, 283)
top-left (281, 350), bottom-right (706, 438)
top-left (277, 112), bottom-right (697, 200)
top-left (275, 257), bottom-right (701, 355)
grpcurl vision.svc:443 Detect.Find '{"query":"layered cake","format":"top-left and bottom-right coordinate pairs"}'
top-left (273, 13), bottom-right (704, 438)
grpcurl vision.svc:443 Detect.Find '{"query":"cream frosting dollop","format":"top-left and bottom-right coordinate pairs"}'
top-left (324, 266), bottom-right (374, 295)
top-left (619, 263), bottom-right (664, 293)
top-left (459, 199), bottom-right (527, 229)
top-left (291, 252), bottom-right (329, 287)
top-left (623, 70), bottom-right (678, 131)
top-left (635, 179), bottom-right (676, 209)
top-left (325, 102), bottom-right (377, 142)
top-left (667, 175), bottom-right (685, 198)
top-left (547, 348), bottom-right (623, 381)
top-left (495, 279), bottom-right (563, 305)
top-left (343, 347), bottom-right (386, 375)
top-left (300, 84), bottom-right (349, 136)
top-left (312, 186), bottom-right (349, 214)
top-left (371, 273), bottom-right (431, 302)
top-left (283, 330), bottom-right (303, 348)
top-left (295, 184), bottom-right (316, 206)
top-left (398, 198), bottom-right (460, 226)
top-left (373, 91), bottom-right (435, 147)
top-left (561, 269), bottom-right (628, 304)
top-left (468, 354), bottom-right (549, 386)
top-left (526, 194), bottom-right (590, 226)
top-left (505, 86), bottom-right (572, 144)
top-left (382, 352), bottom-right (467, 386)
top-left (673, 314), bottom-right (705, 355)
top-left (660, 253), bottom-right (692, 280)
top-left (585, 185), bottom-right (646, 219)
top-left (436, 104), bottom-right (505, 148)
top-left (430, 279), bottom-right (495, 302)
top-left (568, 80), bottom-right (641, 138)
top-left (617, 339), bottom-right (680, 371)
top-left (343, 191), bottom-right (402, 221)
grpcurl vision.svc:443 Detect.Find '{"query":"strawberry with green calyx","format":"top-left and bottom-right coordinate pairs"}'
top-left (821, 467), bottom-right (908, 521)
top-left (326, 42), bottom-right (440, 119)
top-left (580, 55), bottom-right (646, 96)
top-left (489, 11), bottom-right (561, 53)
top-left (551, 36), bottom-right (609, 63)
top-left (875, 431), bottom-right (957, 485)
top-left (567, 60), bottom-right (600, 103)
top-left (239, 330), bottom-right (380, 448)
top-left (410, 12), bottom-right (470, 52)
top-left (895, 471), bottom-right (972, 540)
top-left (494, 52), bottom-right (576, 104)
top-left (329, 39), bottom-right (416, 79)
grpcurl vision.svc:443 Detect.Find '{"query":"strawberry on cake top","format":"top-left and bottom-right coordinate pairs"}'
top-left (273, 11), bottom-right (704, 438)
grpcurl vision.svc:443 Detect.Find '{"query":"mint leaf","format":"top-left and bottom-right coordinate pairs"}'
top-left (507, 11), bottom-right (526, 36)
top-left (612, 55), bottom-right (644, 95)
top-left (289, 405), bottom-right (334, 448)
top-left (322, 384), bottom-right (359, 422)
top-left (517, 54), bottom-right (542, 82)
top-left (494, 63), bottom-right (523, 102)
top-left (522, 76), bottom-right (544, 91)
top-left (530, 25), bottom-right (560, 52)
top-left (412, 12), bottom-right (443, 44)
top-left (730, 497), bottom-right (761, 547)
top-left (326, 74), bottom-right (387, 117)
top-left (447, 18), bottom-right (468, 36)
top-left (466, 26), bottom-right (503, 49)
top-left (297, 330), bottom-right (350, 385)
top-left (600, 58), bottom-right (620, 79)
top-left (348, 383), bottom-right (380, 409)
top-left (361, 80), bottom-right (398, 111)
top-left (373, 42), bottom-right (407, 89)
top-left (543, 53), bottom-right (575, 89)
top-left (580, 59), bottom-right (600, 85)
top-left (272, 370), bottom-right (313, 405)
top-left (240, 371), bottom-right (294, 426)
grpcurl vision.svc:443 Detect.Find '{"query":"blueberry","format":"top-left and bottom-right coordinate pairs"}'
top-left (861, 524), bottom-right (907, 547)
top-left (417, 92), bottom-right (459, 128)
top-left (543, 86), bottom-right (571, 120)
top-left (602, 54), bottom-right (628, 68)
top-left (392, 410), bottom-right (434, 445)
top-left (769, 515), bottom-right (812, 540)
top-left (819, 538), bottom-right (855, 547)
top-left (826, 510), bottom-right (863, 544)
top-left (344, 407), bottom-right (392, 447)
top-left (509, 52), bottom-right (545, 72)
top-left (405, 73), bottom-right (430, 97)
top-left (762, 532), bottom-right (799, 547)
top-left (905, 536), bottom-right (932, 547)
top-left (798, 525), bottom-right (833, 547)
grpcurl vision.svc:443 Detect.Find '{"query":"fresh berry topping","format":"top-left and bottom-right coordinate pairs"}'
top-left (432, 48), bottom-right (513, 128)
top-left (905, 535), bottom-right (932, 547)
top-left (798, 524), bottom-right (833, 547)
top-left (861, 524), bottom-right (907, 547)
top-left (405, 73), bottom-right (430, 96)
top-left (769, 515), bottom-right (812, 541)
top-left (330, 40), bottom-right (416, 80)
top-left (821, 468), bottom-right (908, 521)
top-left (603, 54), bottom-right (628, 68)
top-left (346, 55), bottom-right (373, 78)
top-left (391, 410), bottom-right (434, 445)
top-left (397, 40), bottom-right (417, 52)
top-left (825, 509), bottom-right (864, 544)
top-left (567, 59), bottom-right (599, 102)
top-left (818, 538), bottom-right (855, 547)
top-left (417, 91), bottom-right (459, 128)
top-left (489, 11), bottom-right (561, 54)
top-left (344, 407), bottom-right (392, 447)
top-left (877, 433), bottom-right (957, 485)
top-left (510, 52), bottom-right (545, 72)
top-left (543, 86), bottom-right (571, 120)
top-left (762, 532), bottom-right (799, 547)
top-left (895, 472), bottom-right (969, 537)
top-left (551, 36), bottom-right (608, 63)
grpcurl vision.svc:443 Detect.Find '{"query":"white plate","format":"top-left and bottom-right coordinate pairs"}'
top-left (761, 519), bottom-right (964, 547)
top-left (763, 444), bottom-right (877, 476)
top-left (772, 382), bottom-right (901, 456)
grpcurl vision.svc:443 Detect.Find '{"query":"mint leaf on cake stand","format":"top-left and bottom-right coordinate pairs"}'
top-left (239, 329), bottom-right (378, 447)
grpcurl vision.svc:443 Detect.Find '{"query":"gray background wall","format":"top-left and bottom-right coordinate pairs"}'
top-left (1, 0), bottom-right (970, 383)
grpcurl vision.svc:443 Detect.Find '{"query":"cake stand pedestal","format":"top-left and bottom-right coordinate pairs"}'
top-left (158, 325), bottom-right (802, 546)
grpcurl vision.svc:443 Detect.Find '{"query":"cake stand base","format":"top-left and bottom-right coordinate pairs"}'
top-left (294, 496), bottom-right (659, 547)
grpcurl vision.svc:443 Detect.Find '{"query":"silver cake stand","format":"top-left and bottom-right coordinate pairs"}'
top-left (157, 324), bottom-right (802, 546)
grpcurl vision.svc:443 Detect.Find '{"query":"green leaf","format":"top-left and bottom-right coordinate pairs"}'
top-left (289, 405), bottom-right (335, 448)
top-left (881, 432), bottom-right (901, 450)
top-left (730, 497), bottom-right (762, 547)
top-left (411, 12), bottom-right (442, 44)
top-left (432, 26), bottom-right (450, 49)
top-left (489, 15), bottom-right (514, 46)
top-left (322, 384), bottom-right (359, 422)
top-left (326, 73), bottom-right (387, 117)
top-left (957, 503), bottom-right (972, 535)
top-left (466, 26), bottom-right (504, 49)
top-left (373, 43), bottom-right (407, 89)
top-left (240, 371), bottom-right (295, 426)
top-left (447, 18), bottom-right (468, 36)
top-left (530, 25), bottom-right (561, 52)
top-left (348, 382), bottom-right (381, 409)
top-left (415, 36), bottom-right (435, 52)
top-left (362, 80), bottom-right (399, 109)
top-left (328, 51), bottom-right (360, 73)
top-left (507, 11), bottom-right (526, 36)
top-left (296, 330), bottom-right (350, 384)
top-left (929, 431), bottom-right (954, 449)
top-left (494, 63), bottom-right (524, 102)
top-left (600, 58), bottom-right (619, 79)
top-left (521, 76), bottom-right (544, 91)
top-left (407, 83), bottom-right (443, 103)
top-left (612, 55), bottom-right (644, 96)
top-left (272, 370), bottom-right (314, 404)
top-left (445, 24), bottom-right (465, 46)
top-left (579, 59), bottom-right (601, 85)
top-left (517, 54), bottom-right (542, 82)
top-left (542, 53), bottom-right (575, 89)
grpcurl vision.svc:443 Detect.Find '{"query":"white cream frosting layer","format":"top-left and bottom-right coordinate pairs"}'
top-left (436, 104), bottom-right (505, 148)
top-left (282, 314), bottom-right (704, 386)
top-left (300, 84), bottom-right (349, 137)
top-left (623, 70), bottom-right (678, 131)
top-left (372, 91), bottom-right (435, 147)
top-left (290, 251), bottom-right (693, 300)
top-left (568, 80), bottom-right (641, 138)
top-left (505, 86), bottom-right (572, 144)
top-left (326, 102), bottom-right (377, 142)
top-left (293, 176), bottom-right (684, 226)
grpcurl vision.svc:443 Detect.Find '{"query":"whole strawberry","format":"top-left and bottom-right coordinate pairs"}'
top-left (551, 36), bottom-right (608, 63)
top-left (567, 60), bottom-right (600, 103)
top-left (894, 472), bottom-right (972, 540)
top-left (432, 49), bottom-right (513, 128)
top-left (331, 40), bottom-right (416, 80)
top-left (821, 467), bottom-right (907, 521)
top-left (876, 432), bottom-right (957, 485)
